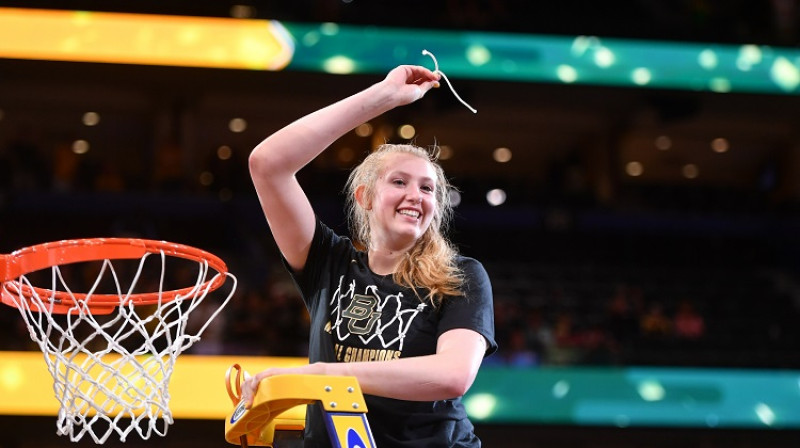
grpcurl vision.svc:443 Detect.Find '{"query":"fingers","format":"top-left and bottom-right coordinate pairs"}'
top-left (417, 79), bottom-right (441, 93)
top-left (408, 68), bottom-right (440, 99)
top-left (239, 384), bottom-right (252, 409)
top-left (408, 65), bottom-right (441, 85)
top-left (240, 374), bottom-right (262, 409)
top-left (387, 64), bottom-right (440, 86)
top-left (408, 66), bottom-right (441, 101)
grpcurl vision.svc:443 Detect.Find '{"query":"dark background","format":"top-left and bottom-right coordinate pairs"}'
top-left (1, 1), bottom-right (799, 447)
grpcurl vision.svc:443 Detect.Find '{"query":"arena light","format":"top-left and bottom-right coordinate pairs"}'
top-left (0, 351), bottom-right (305, 419)
top-left (0, 7), bottom-right (294, 70)
top-left (3, 8), bottom-right (800, 95)
top-left (463, 393), bottom-right (497, 420)
top-left (2, 351), bottom-right (799, 427)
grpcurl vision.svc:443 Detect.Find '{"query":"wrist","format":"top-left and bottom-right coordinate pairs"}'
top-left (363, 80), bottom-right (403, 114)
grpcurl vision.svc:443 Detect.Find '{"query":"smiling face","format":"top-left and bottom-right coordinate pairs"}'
top-left (362, 152), bottom-right (438, 251)
top-left (346, 144), bottom-right (454, 255)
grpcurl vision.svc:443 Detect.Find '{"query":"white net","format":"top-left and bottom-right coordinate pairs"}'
top-left (2, 248), bottom-right (236, 444)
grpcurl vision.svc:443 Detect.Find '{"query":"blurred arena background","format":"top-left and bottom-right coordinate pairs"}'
top-left (0, 1), bottom-right (799, 447)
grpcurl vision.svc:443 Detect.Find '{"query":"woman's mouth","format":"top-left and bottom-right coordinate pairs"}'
top-left (397, 209), bottom-right (421, 219)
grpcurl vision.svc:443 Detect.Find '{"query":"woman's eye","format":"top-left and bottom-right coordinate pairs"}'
top-left (421, 185), bottom-right (434, 193)
top-left (392, 179), bottom-right (406, 186)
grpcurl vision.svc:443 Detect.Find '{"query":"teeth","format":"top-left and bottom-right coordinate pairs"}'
top-left (398, 209), bottom-right (420, 218)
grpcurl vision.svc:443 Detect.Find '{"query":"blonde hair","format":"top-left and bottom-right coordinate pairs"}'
top-left (345, 144), bottom-right (463, 304)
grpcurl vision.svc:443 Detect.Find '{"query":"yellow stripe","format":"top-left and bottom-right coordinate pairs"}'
top-left (0, 351), bottom-right (307, 419)
top-left (0, 8), bottom-right (294, 70)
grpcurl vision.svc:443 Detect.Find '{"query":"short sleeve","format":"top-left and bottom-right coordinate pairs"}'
top-left (283, 218), bottom-right (354, 310)
top-left (437, 257), bottom-right (498, 357)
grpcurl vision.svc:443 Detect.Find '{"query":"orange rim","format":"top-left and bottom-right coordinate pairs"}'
top-left (0, 238), bottom-right (229, 312)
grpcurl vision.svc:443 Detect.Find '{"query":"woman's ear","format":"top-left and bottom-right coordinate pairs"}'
top-left (354, 185), bottom-right (371, 210)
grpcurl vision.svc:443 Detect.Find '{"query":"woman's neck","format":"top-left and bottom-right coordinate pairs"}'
top-left (367, 247), bottom-right (407, 276)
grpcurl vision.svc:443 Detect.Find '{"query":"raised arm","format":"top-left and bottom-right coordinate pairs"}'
top-left (249, 65), bottom-right (441, 271)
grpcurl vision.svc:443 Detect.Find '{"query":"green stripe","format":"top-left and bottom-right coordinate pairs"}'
top-left (281, 22), bottom-right (800, 95)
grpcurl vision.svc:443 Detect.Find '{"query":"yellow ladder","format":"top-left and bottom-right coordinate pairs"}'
top-left (225, 368), bottom-right (376, 448)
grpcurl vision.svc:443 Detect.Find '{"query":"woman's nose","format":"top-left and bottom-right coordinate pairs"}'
top-left (407, 187), bottom-right (423, 203)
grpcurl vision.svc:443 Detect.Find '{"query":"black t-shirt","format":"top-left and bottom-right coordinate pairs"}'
top-left (286, 219), bottom-right (497, 448)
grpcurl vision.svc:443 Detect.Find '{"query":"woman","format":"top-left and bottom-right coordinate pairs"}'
top-left (243, 64), bottom-right (497, 447)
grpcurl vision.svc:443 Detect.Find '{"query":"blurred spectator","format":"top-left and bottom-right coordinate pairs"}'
top-left (523, 308), bottom-right (555, 365)
top-left (489, 297), bottom-right (517, 361)
top-left (153, 140), bottom-right (187, 192)
top-left (505, 328), bottom-right (539, 367)
top-left (94, 160), bottom-right (126, 192)
top-left (51, 140), bottom-right (81, 192)
top-left (639, 301), bottom-right (672, 342)
top-left (575, 319), bottom-right (614, 365)
top-left (605, 283), bottom-right (641, 352)
top-left (673, 299), bottom-right (705, 340)
top-left (550, 311), bottom-right (582, 365)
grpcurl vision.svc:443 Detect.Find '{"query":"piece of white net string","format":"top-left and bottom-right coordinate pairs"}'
top-left (4, 250), bottom-right (236, 444)
top-left (422, 49), bottom-right (477, 113)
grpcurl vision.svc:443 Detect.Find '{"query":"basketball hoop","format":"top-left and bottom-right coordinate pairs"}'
top-left (0, 237), bottom-right (237, 444)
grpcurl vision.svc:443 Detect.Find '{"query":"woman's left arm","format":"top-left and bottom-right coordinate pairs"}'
top-left (241, 328), bottom-right (488, 406)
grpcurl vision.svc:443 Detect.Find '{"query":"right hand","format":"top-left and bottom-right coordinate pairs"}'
top-left (239, 363), bottom-right (329, 409)
top-left (381, 65), bottom-right (441, 106)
